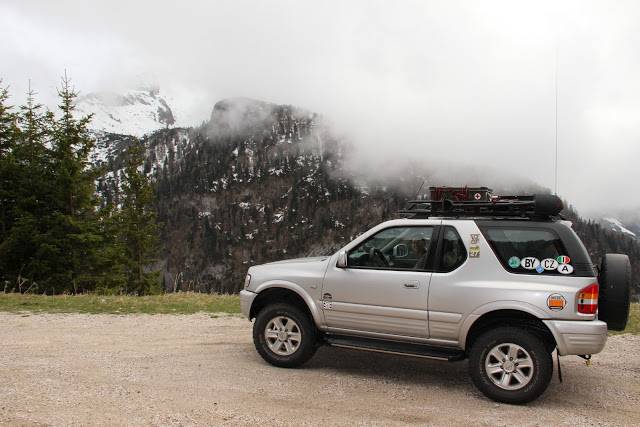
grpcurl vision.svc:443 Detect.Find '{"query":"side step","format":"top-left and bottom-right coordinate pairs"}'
top-left (325, 334), bottom-right (465, 361)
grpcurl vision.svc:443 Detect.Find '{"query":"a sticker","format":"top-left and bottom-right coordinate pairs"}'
top-left (508, 256), bottom-right (521, 268)
top-left (474, 192), bottom-right (482, 200)
top-left (470, 234), bottom-right (480, 244)
top-left (469, 246), bottom-right (480, 258)
top-left (520, 257), bottom-right (540, 270)
top-left (556, 255), bottom-right (571, 264)
top-left (547, 293), bottom-right (566, 311)
top-left (557, 263), bottom-right (574, 274)
top-left (540, 258), bottom-right (559, 270)
top-left (535, 264), bottom-right (545, 274)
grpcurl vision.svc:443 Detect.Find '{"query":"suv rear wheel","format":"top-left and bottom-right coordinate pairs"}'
top-left (469, 327), bottom-right (553, 404)
top-left (253, 303), bottom-right (317, 368)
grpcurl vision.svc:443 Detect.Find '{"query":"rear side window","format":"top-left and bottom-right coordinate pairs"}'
top-left (439, 227), bottom-right (467, 272)
top-left (483, 227), bottom-right (573, 275)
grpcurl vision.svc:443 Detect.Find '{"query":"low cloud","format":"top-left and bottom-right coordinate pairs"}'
top-left (2, 0), bottom-right (639, 214)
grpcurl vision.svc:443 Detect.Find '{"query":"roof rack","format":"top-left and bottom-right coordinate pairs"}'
top-left (399, 187), bottom-right (563, 220)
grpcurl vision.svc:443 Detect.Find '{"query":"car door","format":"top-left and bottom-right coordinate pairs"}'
top-left (321, 223), bottom-right (440, 339)
top-left (426, 223), bottom-right (470, 344)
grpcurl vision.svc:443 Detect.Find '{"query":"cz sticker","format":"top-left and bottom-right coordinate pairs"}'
top-left (469, 246), bottom-right (480, 258)
top-left (520, 257), bottom-right (540, 270)
top-left (547, 293), bottom-right (566, 311)
top-left (541, 258), bottom-right (559, 270)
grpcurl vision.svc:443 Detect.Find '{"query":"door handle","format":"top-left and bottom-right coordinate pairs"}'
top-left (403, 282), bottom-right (419, 289)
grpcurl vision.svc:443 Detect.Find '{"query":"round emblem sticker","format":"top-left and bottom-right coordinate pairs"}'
top-left (520, 257), bottom-right (540, 270)
top-left (541, 258), bottom-right (559, 270)
top-left (547, 293), bottom-right (566, 311)
top-left (556, 255), bottom-right (571, 264)
top-left (557, 263), bottom-right (574, 275)
top-left (508, 256), bottom-right (521, 268)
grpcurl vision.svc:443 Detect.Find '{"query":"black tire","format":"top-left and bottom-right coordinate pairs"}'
top-left (253, 303), bottom-right (317, 368)
top-left (598, 254), bottom-right (631, 331)
top-left (469, 327), bottom-right (553, 404)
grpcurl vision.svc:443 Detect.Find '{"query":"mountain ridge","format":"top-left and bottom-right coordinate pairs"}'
top-left (90, 97), bottom-right (640, 297)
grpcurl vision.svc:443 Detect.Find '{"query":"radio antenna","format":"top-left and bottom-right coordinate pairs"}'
top-left (554, 47), bottom-right (559, 195)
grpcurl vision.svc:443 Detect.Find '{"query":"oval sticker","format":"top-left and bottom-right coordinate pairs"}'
top-left (541, 258), bottom-right (559, 270)
top-left (556, 255), bottom-right (571, 264)
top-left (557, 263), bottom-right (574, 274)
top-left (520, 257), bottom-right (540, 270)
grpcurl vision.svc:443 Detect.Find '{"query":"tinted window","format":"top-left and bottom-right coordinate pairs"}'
top-left (439, 227), bottom-right (467, 272)
top-left (348, 226), bottom-right (434, 271)
top-left (484, 227), bottom-right (570, 275)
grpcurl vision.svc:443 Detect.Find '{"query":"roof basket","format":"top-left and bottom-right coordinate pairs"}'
top-left (400, 187), bottom-right (563, 220)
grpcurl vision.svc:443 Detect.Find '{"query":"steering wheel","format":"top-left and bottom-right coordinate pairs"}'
top-left (370, 248), bottom-right (389, 267)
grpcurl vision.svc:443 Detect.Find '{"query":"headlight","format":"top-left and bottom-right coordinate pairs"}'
top-left (244, 273), bottom-right (251, 289)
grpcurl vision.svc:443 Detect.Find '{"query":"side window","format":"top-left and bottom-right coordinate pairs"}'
top-left (347, 226), bottom-right (434, 271)
top-left (439, 227), bottom-right (467, 272)
top-left (483, 227), bottom-right (570, 275)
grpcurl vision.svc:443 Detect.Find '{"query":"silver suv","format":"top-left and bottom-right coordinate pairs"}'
top-left (240, 190), bottom-right (631, 404)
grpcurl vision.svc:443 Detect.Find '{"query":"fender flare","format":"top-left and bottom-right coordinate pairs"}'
top-left (253, 280), bottom-right (324, 327)
top-left (458, 300), bottom-right (551, 349)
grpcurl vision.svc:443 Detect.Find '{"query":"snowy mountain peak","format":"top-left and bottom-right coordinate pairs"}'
top-left (76, 87), bottom-right (176, 137)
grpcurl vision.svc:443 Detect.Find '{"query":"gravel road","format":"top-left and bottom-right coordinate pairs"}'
top-left (0, 313), bottom-right (638, 426)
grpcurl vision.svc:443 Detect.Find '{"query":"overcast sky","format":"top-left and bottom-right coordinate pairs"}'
top-left (2, 0), bottom-right (640, 215)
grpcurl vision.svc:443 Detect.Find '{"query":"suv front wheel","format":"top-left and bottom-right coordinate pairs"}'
top-left (253, 303), bottom-right (318, 368)
top-left (469, 327), bottom-right (553, 404)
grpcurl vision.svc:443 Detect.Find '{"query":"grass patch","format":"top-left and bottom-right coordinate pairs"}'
top-left (613, 302), bottom-right (639, 335)
top-left (0, 292), bottom-right (240, 315)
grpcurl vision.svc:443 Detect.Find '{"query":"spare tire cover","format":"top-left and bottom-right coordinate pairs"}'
top-left (598, 254), bottom-right (631, 331)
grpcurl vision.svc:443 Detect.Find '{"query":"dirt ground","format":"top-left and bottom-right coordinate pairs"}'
top-left (0, 313), bottom-right (638, 426)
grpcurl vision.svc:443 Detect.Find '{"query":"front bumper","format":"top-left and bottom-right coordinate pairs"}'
top-left (240, 290), bottom-right (257, 319)
top-left (543, 319), bottom-right (608, 356)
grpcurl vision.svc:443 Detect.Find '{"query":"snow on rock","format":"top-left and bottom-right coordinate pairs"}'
top-left (76, 85), bottom-right (177, 137)
top-left (601, 217), bottom-right (637, 238)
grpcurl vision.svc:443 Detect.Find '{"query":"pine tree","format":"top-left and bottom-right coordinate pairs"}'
top-left (0, 81), bottom-right (20, 243)
top-left (35, 74), bottom-right (101, 293)
top-left (119, 140), bottom-right (160, 294)
top-left (0, 83), bottom-right (53, 291)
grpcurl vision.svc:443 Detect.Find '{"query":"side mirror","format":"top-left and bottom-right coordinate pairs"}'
top-left (336, 250), bottom-right (348, 268)
top-left (393, 244), bottom-right (408, 258)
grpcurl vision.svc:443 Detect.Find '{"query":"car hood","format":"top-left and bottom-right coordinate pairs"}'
top-left (262, 256), bottom-right (329, 266)
top-left (247, 256), bottom-right (332, 291)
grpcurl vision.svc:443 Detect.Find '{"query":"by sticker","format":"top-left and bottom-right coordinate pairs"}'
top-left (470, 234), bottom-right (480, 244)
top-left (541, 258), bottom-right (559, 271)
top-left (547, 293), bottom-right (566, 311)
top-left (508, 256), bottom-right (521, 268)
top-left (520, 257), bottom-right (540, 270)
top-left (469, 245), bottom-right (480, 258)
top-left (556, 255), bottom-right (571, 264)
top-left (557, 263), bottom-right (574, 274)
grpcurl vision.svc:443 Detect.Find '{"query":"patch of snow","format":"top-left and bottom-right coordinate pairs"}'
top-left (76, 87), bottom-right (177, 137)
top-left (602, 217), bottom-right (637, 238)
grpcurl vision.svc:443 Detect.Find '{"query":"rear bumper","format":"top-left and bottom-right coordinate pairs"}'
top-left (240, 290), bottom-right (257, 319)
top-left (543, 319), bottom-right (607, 356)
